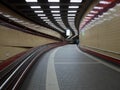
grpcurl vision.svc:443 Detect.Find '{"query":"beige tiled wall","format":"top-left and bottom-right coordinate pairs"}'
top-left (0, 25), bottom-right (59, 61)
top-left (79, 5), bottom-right (120, 59)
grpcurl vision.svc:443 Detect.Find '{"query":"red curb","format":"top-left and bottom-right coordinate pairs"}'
top-left (80, 47), bottom-right (120, 64)
top-left (0, 51), bottom-right (26, 71)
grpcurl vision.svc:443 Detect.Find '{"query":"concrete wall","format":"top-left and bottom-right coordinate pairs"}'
top-left (0, 25), bottom-right (59, 61)
top-left (79, 4), bottom-right (120, 60)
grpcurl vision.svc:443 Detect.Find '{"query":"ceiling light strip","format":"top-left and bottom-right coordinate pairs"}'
top-left (30, 6), bottom-right (41, 8)
top-left (25, 0), bottom-right (37, 2)
top-left (70, 0), bottom-right (82, 3)
top-left (48, 0), bottom-right (60, 2)
top-left (79, 0), bottom-right (117, 30)
top-left (50, 6), bottom-right (60, 8)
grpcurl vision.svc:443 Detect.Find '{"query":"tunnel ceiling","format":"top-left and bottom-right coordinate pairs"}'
top-left (0, 0), bottom-right (96, 38)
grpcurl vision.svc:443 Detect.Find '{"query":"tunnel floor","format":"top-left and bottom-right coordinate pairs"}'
top-left (20, 44), bottom-right (120, 90)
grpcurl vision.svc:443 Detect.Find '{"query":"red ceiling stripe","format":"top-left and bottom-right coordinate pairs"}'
top-left (79, 0), bottom-right (119, 30)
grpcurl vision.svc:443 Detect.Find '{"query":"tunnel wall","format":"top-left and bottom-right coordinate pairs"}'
top-left (0, 4), bottom-right (62, 38)
top-left (79, 4), bottom-right (120, 60)
top-left (0, 25), bottom-right (59, 62)
top-left (0, 4), bottom-right (63, 63)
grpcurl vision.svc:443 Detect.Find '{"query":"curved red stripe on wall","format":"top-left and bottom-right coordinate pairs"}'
top-left (0, 51), bottom-right (26, 71)
top-left (80, 0), bottom-right (119, 30)
top-left (80, 47), bottom-right (120, 65)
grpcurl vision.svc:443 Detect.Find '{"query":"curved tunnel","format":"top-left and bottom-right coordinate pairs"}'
top-left (0, 0), bottom-right (120, 90)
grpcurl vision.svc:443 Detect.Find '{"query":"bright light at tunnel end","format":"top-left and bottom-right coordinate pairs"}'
top-left (66, 29), bottom-right (71, 36)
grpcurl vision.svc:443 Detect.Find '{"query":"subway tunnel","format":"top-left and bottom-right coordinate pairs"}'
top-left (0, 0), bottom-right (120, 90)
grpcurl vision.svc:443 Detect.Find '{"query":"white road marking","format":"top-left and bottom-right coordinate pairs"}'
top-left (46, 48), bottom-right (61, 90)
top-left (0, 50), bottom-right (38, 89)
top-left (76, 46), bottom-right (120, 72)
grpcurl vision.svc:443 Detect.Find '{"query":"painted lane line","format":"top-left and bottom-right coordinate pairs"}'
top-left (46, 48), bottom-right (61, 90)
top-left (0, 49), bottom-right (38, 89)
top-left (76, 46), bottom-right (120, 72)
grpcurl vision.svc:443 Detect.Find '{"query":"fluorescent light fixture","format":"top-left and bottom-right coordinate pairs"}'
top-left (68, 20), bottom-right (74, 22)
top-left (55, 19), bottom-right (62, 21)
top-left (53, 14), bottom-right (60, 16)
top-left (43, 19), bottom-right (50, 21)
top-left (99, 1), bottom-right (111, 4)
top-left (34, 10), bottom-right (43, 13)
top-left (69, 6), bottom-right (79, 8)
top-left (25, 0), bottom-right (37, 2)
top-left (68, 18), bottom-right (74, 20)
top-left (87, 14), bottom-right (94, 17)
top-left (45, 21), bottom-right (51, 23)
top-left (68, 19), bottom-right (74, 21)
top-left (68, 11), bottom-right (77, 13)
top-left (90, 11), bottom-right (98, 14)
top-left (68, 17), bottom-right (75, 19)
top-left (48, 0), bottom-right (59, 2)
top-left (85, 16), bottom-right (91, 19)
top-left (54, 17), bottom-right (61, 19)
top-left (30, 6), bottom-right (41, 8)
top-left (40, 17), bottom-right (48, 19)
top-left (70, 0), bottom-right (82, 3)
top-left (68, 14), bottom-right (75, 16)
top-left (37, 14), bottom-right (46, 16)
top-left (50, 6), bottom-right (60, 8)
top-left (94, 6), bottom-right (103, 10)
top-left (35, 11), bottom-right (43, 13)
top-left (66, 29), bottom-right (71, 36)
top-left (51, 10), bottom-right (60, 13)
